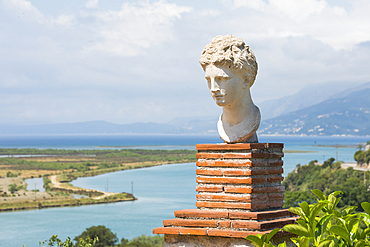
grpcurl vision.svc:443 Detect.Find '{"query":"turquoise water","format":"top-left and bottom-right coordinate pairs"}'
top-left (25, 178), bottom-right (45, 192)
top-left (0, 135), bottom-right (368, 246)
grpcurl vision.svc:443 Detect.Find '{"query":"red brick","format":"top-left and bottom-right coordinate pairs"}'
top-left (197, 160), bottom-right (252, 167)
top-left (267, 168), bottom-right (284, 175)
top-left (175, 209), bottom-right (228, 219)
top-left (250, 153), bottom-right (284, 158)
top-left (197, 194), bottom-right (252, 202)
top-left (268, 160), bottom-right (284, 166)
top-left (223, 169), bottom-right (253, 176)
top-left (179, 228), bottom-right (208, 235)
top-left (196, 153), bottom-right (223, 159)
top-left (153, 227), bottom-right (179, 235)
top-left (229, 209), bottom-right (293, 220)
top-left (267, 176), bottom-right (284, 183)
top-left (163, 218), bottom-right (218, 228)
top-left (215, 160), bottom-right (252, 167)
top-left (197, 177), bottom-right (267, 185)
top-left (224, 185), bottom-right (285, 194)
top-left (249, 160), bottom-right (269, 167)
top-left (218, 220), bottom-right (232, 228)
top-left (196, 169), bottom-right (223, 176)
top-left (196, 143), bottom-right (266, 150)
top-left (233, 218), bottom-right (296, 230)
top-left (223, 153), bottom-right (252, 159)
top-left (265, 143), bottom-right (284, 149)
top-left (259, 218), bottom-right (296, 229)
top-left (269, 193), bottom-right (284, 200)
top-left (196, 185), bottom-right (223, 192)
top-left (269, 200), bottom-right (284, 208)
top-left (250, 202), bottom-right (269, 210)
top-left (252, 185), bottom-right (285, 193)
top-left (196, 201), bottom-right (252, 210)
top-left (207, 229), bottom-right (254, 238)
top-left (224, 186), bottom-right (252, 193)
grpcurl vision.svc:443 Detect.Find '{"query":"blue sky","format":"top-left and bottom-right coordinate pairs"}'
top-left (0, 0), bottom-right (369, 125)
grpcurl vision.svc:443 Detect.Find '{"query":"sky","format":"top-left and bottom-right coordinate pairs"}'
top-left (0, 0), bottom-right (370, 125)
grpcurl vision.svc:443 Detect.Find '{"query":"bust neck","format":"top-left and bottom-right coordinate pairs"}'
top-left (217, 90), bottom-right (261, 143)
top-left (222, 90), bottom-right (254, 126)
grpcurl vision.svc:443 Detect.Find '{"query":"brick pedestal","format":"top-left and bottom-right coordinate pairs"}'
top-left (153, 143), bottom-right (296, 247)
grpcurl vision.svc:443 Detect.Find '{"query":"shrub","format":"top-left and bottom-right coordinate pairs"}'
top-left (247, 190), bottom-right (370, 247)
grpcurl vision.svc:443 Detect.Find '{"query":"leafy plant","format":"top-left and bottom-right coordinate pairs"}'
top-left (246, 229), bottom-right (287, 247)
top-left (247, 190), bottom-right (370, 247)
top-left (38, 235), bottom-right (97, 247)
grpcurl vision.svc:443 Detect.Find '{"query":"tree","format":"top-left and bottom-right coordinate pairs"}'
top-left (74, 226), bottom-right (118, 247)
top-left (117, 235), bottom-right (163, 247)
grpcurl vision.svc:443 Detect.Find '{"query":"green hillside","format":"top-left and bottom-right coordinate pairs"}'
top-left (259, 88), bottom-right (370, 136)
top-left (283, 158), bottom-right (370, 209)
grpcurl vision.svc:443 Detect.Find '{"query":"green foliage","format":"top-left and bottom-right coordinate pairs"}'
top-left (74, 225), bottom-right (118, 247)
top-left (8, 183), bottom-right (23, 194)
top-left (43, 177), bottom-right (52, 191)
top-left (354, 148), bottom-right (370, 166)
top-left (0, 148), bottom-right (196, 172)
top-left (40, 229), bottom-right (163, 247)
top-left (6, 171), bottom-right (18, 177)
top-left (40, 235), bottom-right (97, 247)
top-left (117, 235), bottom-right (164, 247)
top-left (246, 229), bottom-right (287, 247)
top-left (283, 158), bottom-right (370, 210)
top-left (247, 190), bottom-right (370, 247)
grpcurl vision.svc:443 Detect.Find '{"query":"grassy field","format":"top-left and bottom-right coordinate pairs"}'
top-left (0, 148), bottom-right (197, 211)
top-left (0, 148), bottom-right (197, 178)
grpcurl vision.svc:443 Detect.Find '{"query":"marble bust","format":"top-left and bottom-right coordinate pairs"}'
top-left (199, 35), bottom-right (260, 143)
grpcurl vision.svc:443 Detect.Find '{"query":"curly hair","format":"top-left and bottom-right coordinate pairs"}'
top-left (199, 35), bottom-right (258, 86)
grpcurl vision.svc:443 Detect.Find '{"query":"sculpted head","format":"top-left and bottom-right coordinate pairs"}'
top-left (199, 35), bottom-right (258, 89)
top-left (199, 35), bottom-right (261, 143)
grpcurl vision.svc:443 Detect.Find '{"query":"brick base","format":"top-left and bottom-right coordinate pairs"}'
top-left (153, 143), bottom-right (295, 243)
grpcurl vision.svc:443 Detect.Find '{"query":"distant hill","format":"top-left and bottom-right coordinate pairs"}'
top-left (0, 118), bottom-right (218, 135)
top-left (258, 81), bottom-right (369, 120)
top-left (258, 87), bottom-right (370, 136)
top-left (1, 82), bottom-right (369, 136)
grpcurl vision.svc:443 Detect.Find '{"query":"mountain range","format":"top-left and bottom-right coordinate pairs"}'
top-left (1, 82), bottom-right (369, 136)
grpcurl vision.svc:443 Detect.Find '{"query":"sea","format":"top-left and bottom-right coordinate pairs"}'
top-left (0, 134), bottom-right (368, 247)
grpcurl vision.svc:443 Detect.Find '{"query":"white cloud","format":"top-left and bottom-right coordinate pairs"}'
top-left (0, 0), bottom-right (370, 124)
top-left (228, 0), bottom-right (370, 50)
top-left (82, 1), bottom-right (193, 56)
top-left (86, 0), bottom-right (98, 9)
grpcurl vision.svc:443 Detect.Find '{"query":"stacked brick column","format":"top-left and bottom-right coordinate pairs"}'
top-left (196, 143), bottom-right (285, 211)
top-left (153, 143), bottom-right (296, 245)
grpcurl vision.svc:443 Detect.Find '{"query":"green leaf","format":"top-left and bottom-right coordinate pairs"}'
top-left (282, 224), bottom-right (311, 237)
top-left (299, 237), bottom-right (310, 247)
top-left (266, 228), bottom-right (280, 243)
top-left (297, 219), bottom-right (309, 228)
top-left (318, 240), bottom-right (332, 247)
top-left (354, 240), bottom-right (365, 247)
top-left (277, 242), bottom-right (287, 247)
top-left (246, 235), bottom-right (264, 247)
top-left (347, 218), bottom-right (360, 233)
top-left (341, 206), bottom-right (357, 216)
top-left (312, 189), bottom-right (326, 200)
top-left (289, 207), bottom-right (305, 218)
top-left (333, 210), bottom-right (342, 218)
top-left (299, 201), bottom-right (310, 217)
top-left (361, 202), bottom-right (370, 215)
top-left (329, 226), bottom-right (351, 243)
top-left (309, 203), bottom-right (326, 227)
top-left (331, 191), bottom-right (343, 197)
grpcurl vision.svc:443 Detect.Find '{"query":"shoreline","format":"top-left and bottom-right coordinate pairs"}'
top-left (0, 160), bottom-right (192, 212)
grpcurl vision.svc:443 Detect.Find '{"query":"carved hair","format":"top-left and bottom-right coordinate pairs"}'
top-left (199, 35), bottom-right (258, 87)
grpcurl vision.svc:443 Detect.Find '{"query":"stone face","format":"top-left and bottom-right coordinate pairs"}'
top-left (199, 35), bottom-right (260, 143)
